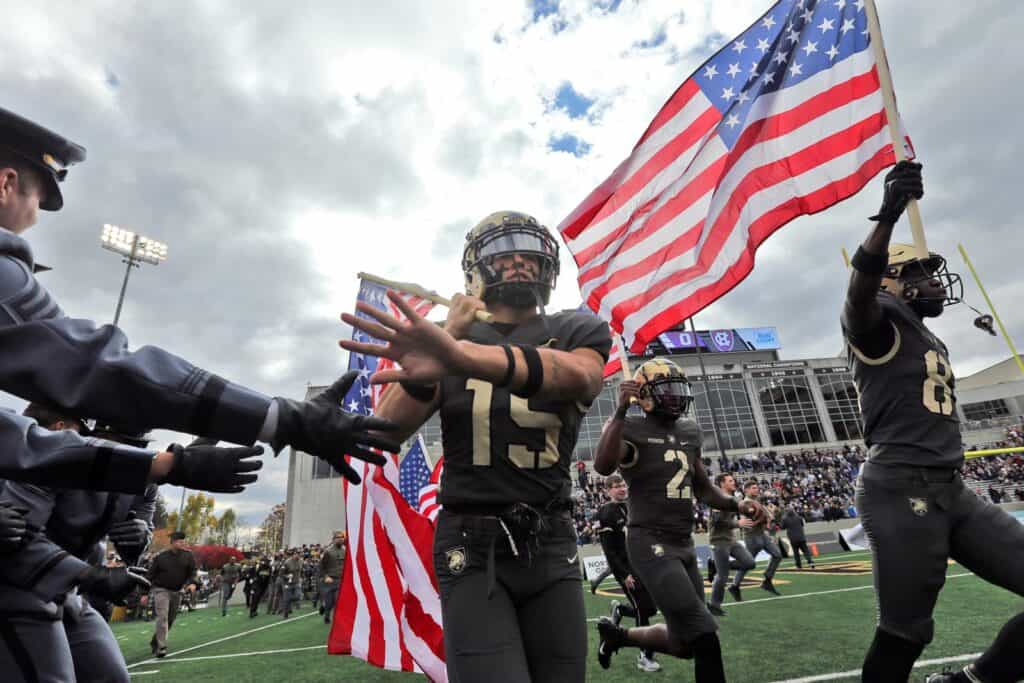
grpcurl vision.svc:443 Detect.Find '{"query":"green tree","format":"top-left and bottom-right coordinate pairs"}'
top-left (166, 492), bottom-right (217, 541)
top-left (210, 508), bottom-right (238, 545)
top-left (152, 493), bottom-right (169, 530)
top-left (258, 503), bottom-right (286, 552)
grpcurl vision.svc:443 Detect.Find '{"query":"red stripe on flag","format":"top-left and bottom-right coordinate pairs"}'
top-left (636, 79), bottom-right (703, 147)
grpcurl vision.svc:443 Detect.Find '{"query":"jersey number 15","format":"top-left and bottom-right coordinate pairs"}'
top-left (466, 378), bottom-right (563, 469)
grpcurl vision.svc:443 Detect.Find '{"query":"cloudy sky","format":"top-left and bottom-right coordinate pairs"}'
top-left (2, 0), bottom-right (1019, 527)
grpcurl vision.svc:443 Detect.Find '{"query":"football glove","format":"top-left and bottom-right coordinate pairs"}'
top-left (165, 443), bottom-right (264, 494)
top-left (870, 160), bottom-right (923, 224)
top-left (77, 565), bottom-right (151, 605)
top-left (0, 503), bottom-right (28, 552)
top-left (270, 371), bottom-right (399, 484)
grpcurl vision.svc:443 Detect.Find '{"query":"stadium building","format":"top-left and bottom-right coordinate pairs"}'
top-left (283, 322), bottom-right (1024, 547)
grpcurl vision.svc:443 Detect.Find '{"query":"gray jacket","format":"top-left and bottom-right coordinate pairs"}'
top-left (0, 480), bottom-right (156, 619)
top-left (0, 227), bottom-right (274, 492)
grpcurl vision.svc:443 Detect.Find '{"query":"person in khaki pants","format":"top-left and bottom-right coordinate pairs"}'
top-left (148, 532), bottom-right (197, 658)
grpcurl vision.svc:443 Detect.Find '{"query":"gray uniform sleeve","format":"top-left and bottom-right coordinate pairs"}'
top-left (127, 485), bottom-right (158, 554)
top-left (0, 254), bottom-right (273, 445)
top-left (0, 409), bottom-right (154, 492)
top-left (0, 482), bottom-right (90, 601)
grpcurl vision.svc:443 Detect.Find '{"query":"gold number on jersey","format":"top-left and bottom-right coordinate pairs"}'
top-left (466, 378), bottom-right (563, 469)
top-left (664, 449), bottom-right (691, 499)
top-left (923, 350), bottom-right (954, 416)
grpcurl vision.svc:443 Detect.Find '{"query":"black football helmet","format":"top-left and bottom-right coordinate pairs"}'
top-left (880, 243), bottom-right (963, 308)
top-left (462, 211), bottom-right (559, 308)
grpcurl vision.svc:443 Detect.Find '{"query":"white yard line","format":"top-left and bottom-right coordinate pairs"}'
top-left (586, 571), bottom-right (974, 622)
top-left (125, 609), bottom-right (319, 669)
top-left (136, 645), bottom-right (325, 664)
top-left (769, 651), bottom-right (982, 682)
top-left (128, 671), bottom-right (160, 676)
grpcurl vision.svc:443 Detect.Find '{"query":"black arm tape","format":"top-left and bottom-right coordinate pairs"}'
top-left (851, 246), bottom-right (887, 275)
top-left (495, 344), bottom-right (516, 388)
top-left (399, 381), bottom-right (437, 403)
top-left (511, 344), bottom-right (544, 398)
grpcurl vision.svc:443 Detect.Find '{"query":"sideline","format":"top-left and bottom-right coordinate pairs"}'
top-left (125, 609), bottom-right (319, 669)
top-left (133, 645), bottom-right (325, 665)
top-left (585, 571), bottom-right (974, 622)
top-left (769, 651), bottom-right (981, 682)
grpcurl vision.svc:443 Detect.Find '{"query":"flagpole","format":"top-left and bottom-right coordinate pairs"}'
top-left (863, 0), bottom-right (928, 259)
top-left (958, 243), bottom-right (1024, 378)
top-left (615, 334), bottom-right (633, 378)
top-left (688, 317), bottom-right (729, 460)
top-left (841, 247), bottom-right (851, 269)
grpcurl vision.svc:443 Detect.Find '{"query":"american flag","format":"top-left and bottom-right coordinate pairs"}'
top-left (398, 434), bottom-right (443, 524)
top-left (579, 303), bottom-right (628, 379)
top-left (327, 279), bottom-right (446, 681)
top-left (562, 0), bottom-right (912, 352)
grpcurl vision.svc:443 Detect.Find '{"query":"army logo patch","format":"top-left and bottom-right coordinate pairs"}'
top-left (909, 498), bottom-right (928, 516)
top-left (446, 547), bottom-right (467, 574)
top-left (651, 544), bottom-right (665, 558)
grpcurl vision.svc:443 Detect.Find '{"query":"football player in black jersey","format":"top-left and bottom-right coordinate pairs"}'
top-left (844, 162), bottom-right (1024, 683)
top-left (594, 474), bottom-right (660, 672)
top-left (591, 359), bottom-right (766, 683)
top-left (340, 211), bottom-right (611, 683)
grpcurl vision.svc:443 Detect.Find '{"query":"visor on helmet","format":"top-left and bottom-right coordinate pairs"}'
top-left (646, 376), bottom-right (694, 417)
top-left (473, 224), bottom-right (558, 262)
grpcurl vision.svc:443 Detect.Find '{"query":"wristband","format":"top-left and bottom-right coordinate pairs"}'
top-left (511, 344), bottom-right (544, 398)
top-left (495, 344), bottom-right (516, 388)
top-left (851, 246), bottom-right (887, 275)
top-left (399, 381), bottom-right (437, 403)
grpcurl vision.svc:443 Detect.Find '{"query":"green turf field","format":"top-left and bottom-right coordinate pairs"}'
top-left (115, 550), bottom-right (1022, 681)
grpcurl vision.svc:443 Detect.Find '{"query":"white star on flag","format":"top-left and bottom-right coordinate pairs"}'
top-left (802, 40), bottom-right (818, 56)
top-left (819, 17), bottom-right (835, 33)
top-left (704, 64), bottom-right (718, 79)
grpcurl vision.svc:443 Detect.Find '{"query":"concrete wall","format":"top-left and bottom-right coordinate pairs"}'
top-left (283, 448), bottom-right (346, 548)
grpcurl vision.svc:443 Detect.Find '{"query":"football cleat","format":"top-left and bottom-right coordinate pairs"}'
top-left (925, 665), bottom-right (982, 682)
top-left (637, 653), bottom-right (661, 672)
top-left (610, 599), bottom-right (624, 627)
top-left (633, 358), bottom-right (694, 419)
top-left (761, 579), bottom-right (781, 596)
top-left (707, 603), bottom-right (726, 617)
top-left (727, 584), bottom-right (743, 602)
top-left (597, 617), bottom-right (626, 670)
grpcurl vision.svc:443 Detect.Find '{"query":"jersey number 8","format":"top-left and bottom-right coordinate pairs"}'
top-left (466, 378), bottom-right (563, 469)
top-left (923, 350), bottom-right (954, 416)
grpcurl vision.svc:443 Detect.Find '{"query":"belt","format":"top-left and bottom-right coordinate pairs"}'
top-left (445, 499), bottom-right (573, 516)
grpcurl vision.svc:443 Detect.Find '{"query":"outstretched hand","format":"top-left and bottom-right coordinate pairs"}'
top-left (339, 290), bottom-right (469, 385)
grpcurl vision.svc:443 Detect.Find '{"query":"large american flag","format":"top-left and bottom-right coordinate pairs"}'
top-left (563, 0), bottom-right (912, 351)
top-left (327, 279), bottom-right (446, 681)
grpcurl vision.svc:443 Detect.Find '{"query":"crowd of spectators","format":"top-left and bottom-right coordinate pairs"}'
top-left (963, 424), bottom-right (1024, 502)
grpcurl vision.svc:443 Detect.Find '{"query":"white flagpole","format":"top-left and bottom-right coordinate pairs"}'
top-left (615, 334), bottom-right (633, 379)
top-left (863, 0), bottom-right (928, 259)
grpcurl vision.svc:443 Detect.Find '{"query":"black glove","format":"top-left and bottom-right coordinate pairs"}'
top-left (109, 511), bottom-right (150, 565)
top-left (77, 565), bottom-right (151, 605)
top-left (271, 371), bottom-right (400, 484)
top-left (165, 443), bottom-right (264, 494)
top-left (870, 160), bottom-right (923, 224)
top-left (0, 503), bottom-right (28, 552)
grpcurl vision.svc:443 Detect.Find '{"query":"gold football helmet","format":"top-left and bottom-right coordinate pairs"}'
top-left (880, 243), bottom-right (962, 306)
top-left (462, 211), bottom-right (559, 308)
top-left (633, 358), bottom-right (693, 419)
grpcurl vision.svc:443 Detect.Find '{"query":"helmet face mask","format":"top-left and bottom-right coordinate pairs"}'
top-left (633, 359), bottom-right (693, 420)
top-left (880, 244), bottom-right (963, 317)
top-left (463, 211), bottom-right (559, 308)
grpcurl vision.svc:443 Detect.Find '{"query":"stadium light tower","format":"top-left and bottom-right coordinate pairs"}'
top-left (100, 224), bottom-right (168, 327)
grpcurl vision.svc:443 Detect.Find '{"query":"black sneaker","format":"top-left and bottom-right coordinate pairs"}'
top-left (761, 579), bottom-right (781, 596)
top-left (324, 616), bottom-right (331, 624)
top-left (727, 585), bottom-right (743, 602)
top-left (597, 617), bottom-right (626, 670)
top-left (319, 605), bottom-right (325, 616)
top-left (708, 603), bottom-right (726, 617)
top-left (924, 670), bottom-right (958, 682)
top-left (156, 648), bottom-right (167, 659)
top-left (149, 636), bottom-right (158, 655)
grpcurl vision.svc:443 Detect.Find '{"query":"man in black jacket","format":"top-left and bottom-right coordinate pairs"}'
top-left (780, 507), bottom-right (815, 569)
top-left (147, 532), bottom-right (197, 657)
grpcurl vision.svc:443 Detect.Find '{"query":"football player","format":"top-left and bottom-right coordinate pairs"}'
top-left (593, 473), bottom-right (660, 672)
top-left (843, 161), bottom-right (1024, 683)
top-left (591, 359), bottom-right (766, 683)
top-left (340, 211), bottom-right (611, 682)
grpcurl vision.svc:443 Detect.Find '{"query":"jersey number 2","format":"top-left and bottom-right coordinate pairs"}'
top-left (466, 378), bottom-right (563, 469)
top-left (923, 350), bottom-right (954, 416)
top-left (664, 449), bottom-right (691, 499)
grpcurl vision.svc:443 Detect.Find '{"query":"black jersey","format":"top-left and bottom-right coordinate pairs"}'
top-left (619, 416), bottom-right (702, 536)
top-left (437, 310), bottom-right (611, 507)
top-left (595, 501), bottom-right (629, 571)
top-left (842, 292), bottom-right (962, 468)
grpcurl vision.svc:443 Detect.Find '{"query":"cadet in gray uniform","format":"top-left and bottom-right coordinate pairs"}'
top-left (0, 106), bottom-right (399, 492)
top-left (707, 472), bottom-right (756, 615)
top-left (319, 531), bottom-right (346, 624)
top-left (0, 408), bottom-right (156, 683)
top-left (593, 359), bottom-right (766, 683)
top-left (844, 161), bottom-right (1024, 683)
top-left (219, 559), bottom-right (241, 617)
top-left (280, 549), bottom-right (303, 619)
top-left (740, 481), bottom-right (783, 596)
